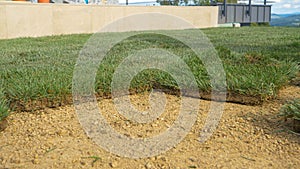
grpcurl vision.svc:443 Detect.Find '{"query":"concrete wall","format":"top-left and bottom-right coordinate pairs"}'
top-left (0, 2), bottom-right (218, 39)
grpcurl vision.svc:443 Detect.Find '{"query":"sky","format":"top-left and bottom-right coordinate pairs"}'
top-left (269, 0), bottom-right (300, 14)
top-left (118, 0), bottom-right (300, 14)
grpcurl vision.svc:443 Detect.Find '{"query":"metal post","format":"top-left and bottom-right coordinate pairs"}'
top-left (126, 0), bottom-right (128, 5)
top-left (248, 0), bottom-right (251, 15)
top-left (223, 0), bottom-right (227, 16)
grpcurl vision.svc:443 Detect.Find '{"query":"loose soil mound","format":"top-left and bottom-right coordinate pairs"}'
top-left (0, 86), bottom-right (299, 168)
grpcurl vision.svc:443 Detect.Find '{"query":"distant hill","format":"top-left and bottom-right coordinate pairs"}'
top-left (271, 13), bottom-right (300, 27)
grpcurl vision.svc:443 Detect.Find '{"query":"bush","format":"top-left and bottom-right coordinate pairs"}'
top-left (250, 22), bottom-right (270, 27)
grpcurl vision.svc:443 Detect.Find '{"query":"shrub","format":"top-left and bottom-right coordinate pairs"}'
top-left (250, 22), bottom-right (270, 27)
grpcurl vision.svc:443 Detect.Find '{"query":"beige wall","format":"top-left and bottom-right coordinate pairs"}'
top-left (0, 2), bottom-right (218, 39)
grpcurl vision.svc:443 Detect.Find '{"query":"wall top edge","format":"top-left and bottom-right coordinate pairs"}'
top-left (0, 2), bottom-right (218, 8)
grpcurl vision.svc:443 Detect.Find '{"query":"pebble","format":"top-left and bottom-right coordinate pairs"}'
top-left (151, 123), bottom-right (158, 127)
top-left (80, 161), bottom-right (86, 165)
top-left (11, 158), bottom-right (21, 164)
top-left (265, 134), bottom-right (271, 139)
top-left (110, 162), bottom-right (118, 168)
top-left (145, 162), bottom-right (152, 169)
top-left (271, 108), bottom-right (278, 111)
top-left (150, 157), bottom-right (156, 161)
top-left (160, 156), bottom-right (167, 162)
top-left (155, 155), bottom-right (167, 162)
top-left (32, 159), bottom-right (39, 164)
top-left (189, 156), bottom-right (196, 162)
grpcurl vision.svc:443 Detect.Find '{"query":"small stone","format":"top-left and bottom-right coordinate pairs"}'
top-left (145, 162), bottom-right (152, 169)
top-left (265, 134), bottom-right (271, 139)
top-left (110, 162), bottom-right (118, 168)
top-left (32, 159), bottom-right (39, 164)
top-left (150, 157), bottom-right (156, 161)
top-left (151, 123), bottom-right (158, 127)
top-left (11, 158), bottom-right (21, 164)
top-left (271, 108), bottom-right (278, 111)
top-left (189, 156), bottom-right (196, 162)
top-left (80, 161), bottom-right (86, 165)
top-left (160, 156), bottom-right (167, 162)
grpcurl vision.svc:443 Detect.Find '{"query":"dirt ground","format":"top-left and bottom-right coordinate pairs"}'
top-left (0, 86), bottom-right (299, 169)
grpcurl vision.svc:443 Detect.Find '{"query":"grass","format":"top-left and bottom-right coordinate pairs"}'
top-left (0, 27), bottom-right (299, 115)
top-left (279, 99), bottom-right (300, 121)
top-left (202, 27), bottom-right (300, 62)
top-left (0, 87), bottom-right (10, 121)
top-left (279, 99), bottom-right (300, 132)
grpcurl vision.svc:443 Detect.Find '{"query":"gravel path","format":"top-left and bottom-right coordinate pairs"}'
top-left (0, 86), bottom-right (299, 168)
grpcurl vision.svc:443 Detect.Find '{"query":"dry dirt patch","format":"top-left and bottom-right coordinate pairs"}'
top-left (0, 86), bottom-right (299, 168)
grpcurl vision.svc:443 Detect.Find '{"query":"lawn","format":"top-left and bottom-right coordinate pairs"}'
top-left (0, 27), bottom-right (299, 118)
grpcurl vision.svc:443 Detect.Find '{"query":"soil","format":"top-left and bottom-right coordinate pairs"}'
top-left (0, 86), bottom-right (299, 169)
